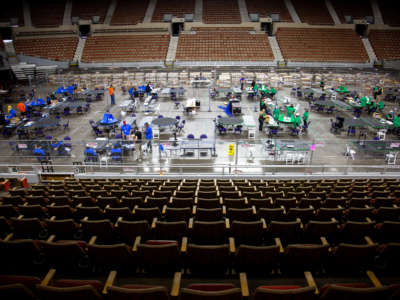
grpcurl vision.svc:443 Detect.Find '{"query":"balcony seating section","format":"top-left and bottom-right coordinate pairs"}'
top-left (29, 0), bottom-right (66, 27)
top-left (203, 0), bottom-right (241, 24)
top-left (71, 0), bottom-right (110, 23)
top-left (1, 177), bottom-right (400, 299)
top-left (110, 0), bottom-right (149, 25)
top-left (369, 30), bottom-right (400, 61)
top-left (0, 2), bottom-right (24, 26)
top-left (176, 28), bottom-right (274, 61)
top-left (245, 0), bottom-right (293, 22)
top-left (292, 0), bottom-right (333, 25)
top-left (330, 0), bottom-right (373, 24)
top-left (276, 27), bottom-right (369, 62)
top-left (81, 34), bottom-right (170, 62)
top-left (151, 0), bottom-right (195, 22)
top-left (378, 0), bottom-right (400, 26)
top-left (14, 37), bottom-right (78, 61)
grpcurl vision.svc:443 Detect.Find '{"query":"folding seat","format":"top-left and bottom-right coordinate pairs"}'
top-left (88, 243), bottom-right (137, 272)
top-left (220, 190), bottom-right (241, 199)
top-left (347, 207), bottom-right (374, 222)
top-left (116, 219), bottom-right (150, 244)
top-left (266, 220), bottom-right (302, 245)
top-left (248, 198), bottom-right (273, 209)
top-left (120, 196), bottom-right (143, 209)
top-left (103, 184), bottom-right (118, 192)
top-left (0, 239), bottom-right (44, 272)
top-left (231, 219), bottom-right (265, 246)
top-left (196, 198), bottom-right (221, 208)
top-left (325, 198), bottom-right (347, 208)
top-left (0, 216), bottom-right (11, 238)
top-left (96, 196), bottom-right (119, 209)
top-left (238, 186), bottom-right (256, 193)
top-left (348, 197), bottom-right (371, 207)
top-left (186, 244), bottom-right (232, 276)
top-left (340, 221), bottom-right (376, 244)
top-left (287, 191), bottom-right (306, 200)
top-left (374, 207), bottom-right (400, 223)
top-left (47, 189), bottom-right (66, 197)
top-left (144, 196), bottom-right (169, 209)
top-left (178, 185), bottom-right (197, 192)
top-left (159, 185), bottom-right (177, 192)
top-left (251, 278), bottom-right (315, 300)
top-left (258, 186), bottom-right (276, 195)
top-left (309, 191), bottom-right (327, 200)
top-left (375, 221), bottom-right (400, 243)
top-left (0, 204), bottom-right (18, 218)
top-left (75, 206), bottom-right (104, 220)
top-left (25, 195), bottom-right (49, 206)
top-left (169, 197), bottom-right (194, 208)
top-left (42, 240), bottom-right (88, 271)
top-left (351, 190), bottom-right (370, 199)
top-left (49, 195), bottom-right (73, 206)
top-left (132, 207), bottom-right (161, 223)
top-left (30, 188), bottom-right (47, 197)
top-left (275, 198), bottom-right (297, 209)
top-left (327, 243), bottom-right (377, 273)
top-left (1, 195), bottom-right (24, 206)
top-left (131, 190), bottom-right (150, 199)
top-left (164, 207), bottom-right (191, 222)
top-left (18, 204), bottom-right (47, 219)
top-left (258, 207), bottom-right (286, 223)
top-left (374, 197), bottom-right (397, 208)
top-left (197, 190), bottom-right (219, 199)
top-left (9, 188), bottom-right (27, 197)
top-left (89, 189), bottom-right (109, 199)
top-left (36, 272), bottom-right (105, 300)
top-left (46, 219), bottom-right (80, 240)
top-left (194, 207), bottom-right (223, 221)
top-left (190, 220), bottom-right (228, 244)
top-left (223, 198), bottom-right (248, 209)
top-left (11, 217), bottom-right (48, 239)
top-left (175, 190), bottom-right (195, 198)
top-left (329, 191), bottom-right (348, 199)
top-left (106, 274), bottom-right (170, 300)
top-left (319, 284), bottom-right (391, 300)
top-left (315, 207), bottom-right (344, 222)
top-left (0, 274), bottom-right (41, 300)
top-left (298, 197), bottom-right (322, 209)
top-left (103, 207), bottom-right (133, 223)
top-left (68, 189), bottom-right (87, 198)
top-left (81, 219), bottom-right (115, 243)
top-left (286, 207), bottom-right (314, 223)
top-left (110, 189), bottom-right (130, 199)
top-left (227, 208), bottom-right (257, 222)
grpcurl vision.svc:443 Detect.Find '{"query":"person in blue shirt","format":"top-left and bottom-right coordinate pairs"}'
top-left (101, 110), bottom-right (116, 124)
top-left (36, 98), bottom-right (45, 106)
top-left (121, 120), bottom-right (131, 139)
top-left (51, 140), bottom-right (62, 150)
top-left (84, 147), bottom-right (98, 162)
top-left (6, 106), bottom-right (16, 123)
top-left (145, 122), bottom-right (153, 153)
top-left (33, 147), bottom-right (46, 161)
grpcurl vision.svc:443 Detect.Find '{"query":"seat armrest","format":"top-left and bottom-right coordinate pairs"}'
top-left (275, 237), bottom-right (284, 253)
top-left (41, 269), bottom-right (56, 286)
top-left (103, 271), bottom-right (117, 295)
top-left (181, 237), bottom-right (187, 253)
top-left (366, 270), bottom-right (383, 288)
top-left (239, 273), bottom-right (250, 298)
top-left (320, 236), bottom-right (329, 247)
top-left (151, 217), bottom-right (157, 229)
top-left (47, 235), bottom-right (56, 243)
top-left (4, 233), bottom-right (13, 241)
top-left (192, 206), bottom-right (196, 215)
top-left (225, 218), bottom-right (230, 229)
top-left (365, 236), bottom-right (375, 245)
top-left (132, 236), bottom-right (141, 252)
top-left (261, 218), bottom-right (267, 229)
top-left (188, 218), bottom-right (194, 229)
top-left (229, 237), bottom-right (235, 253)
top-left (170, 272), bottom-right (182, 298)
top-left (304, 271), bottom-right (319, 295)
top-left (89, 236), bottom-right (97, 245)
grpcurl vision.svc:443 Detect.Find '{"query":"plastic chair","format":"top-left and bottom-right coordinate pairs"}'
top-left (45, 135), bottom-right (53, 140)
top-left (200, 134), bottom-right (207, 139)
top-left (187, 134), bottom-right (195, 139)
top-left (63, 136), bottom-right (72, 148)
top-left (63, 120), bottom-right (69, 130)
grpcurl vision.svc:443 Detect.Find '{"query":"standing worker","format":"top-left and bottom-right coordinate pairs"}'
top-left (121, 120), bottom-right (131, 139)
top-left (134, 127), bottom-right (143, 161)
top-left (108, 84), bottom-right (115, 105)
top-left (302, 109), bottom-right (309, 126)
top-left (144, 122), bottom-right (153, 153)
top-left (258, 109), bottom-right (266, 132)
top-left (17, 101), bottom-right (26, 117)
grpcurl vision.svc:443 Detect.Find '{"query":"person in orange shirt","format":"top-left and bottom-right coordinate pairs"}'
top-left (17, 102), bottom-right (26, 116)
top-left (108, 85), bottom-right (115, 105)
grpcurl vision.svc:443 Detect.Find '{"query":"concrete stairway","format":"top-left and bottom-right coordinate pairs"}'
top-left (73, 37), bottom-right (86, 63)
top-left (362, 37), bottom-right (378, 63)
top-left (104, 0), bottom-right (117, 24)
top-left (325, 0), bottom-right (341, 24)
top-left (143, 0), bottom-right (157, 23)
top-left (370, 0), bottom-right (384, 25)
top-left (63, 0), bottom-right (72, 25)
top-left (166, 36), bottom-right (179, 65)
top-left (284, 0), bottom-right (301, 23)
top-left (237, 0), bottom-right (249, 23)
top-left (194, 0), bottom-right (203, 22)
top-left (22, 0), bottom-right (32, 27)
top-left (268, 36), bottom-right (284, 63)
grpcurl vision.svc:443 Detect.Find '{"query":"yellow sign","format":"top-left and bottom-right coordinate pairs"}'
top-left (228, 144), bottom-right (235, 156)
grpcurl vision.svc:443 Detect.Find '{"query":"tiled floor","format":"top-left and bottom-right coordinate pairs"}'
top-left (1, 74), bottom-right (398, 175)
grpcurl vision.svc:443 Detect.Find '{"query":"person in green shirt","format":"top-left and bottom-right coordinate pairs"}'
top-left (270, 87), bottom-right (277, 96)
top-left (295, 114), bottom-right (301, 128)
top-left (260, 99), bottom-right (266, 111)
top-left (302, 110), bottom-right (309, 125)
top-left (287, 104), bottom-right (295, 118)
top-left (378, 101), bottom-right (385, 111)
top-left (394, 115), bottom-right (400, 128)
top-left (273, 107), bottom-right (280, 120)
top-left (360, 96), bottom-right (367, 108)
top-left (368, 101), bottom-right (377, 114)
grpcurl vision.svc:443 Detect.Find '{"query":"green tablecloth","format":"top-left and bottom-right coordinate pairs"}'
top-left (278, 114), bottom-right (294, 124)
top-left (260, 85), bottom-right (276, 95)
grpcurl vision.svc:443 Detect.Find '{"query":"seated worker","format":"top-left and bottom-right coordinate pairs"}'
top-left (258, 109), bottom-right (266, 131)
top-left (84, 146), bottom-right (98, 162)
top-left (121, 120), bottom-right (132, 139)
top-left (302, 109), bottom-right (309, 125)
top-left (287, 104), bottom-right (295, 118)
top-left (273, 107), bottom-right (280, 120)
top-left (6, 106), bottom-right (16, 123)
top-left (360, 96), bottom-right (368, 108)
top-left (51, 139), bottom-right (62, 150)
top-left (101, 110), bottom-right (117, 124)
top-left (394, 114), bottom-right (400, 129)
top-left (36, 98), bottom-right (45, 106)
top-left (368, 101), bottom-right (377, 114)
top-left (378, 101), bottom-right (385, 111)
top-left (33, 146), bottom-right (46, 161)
